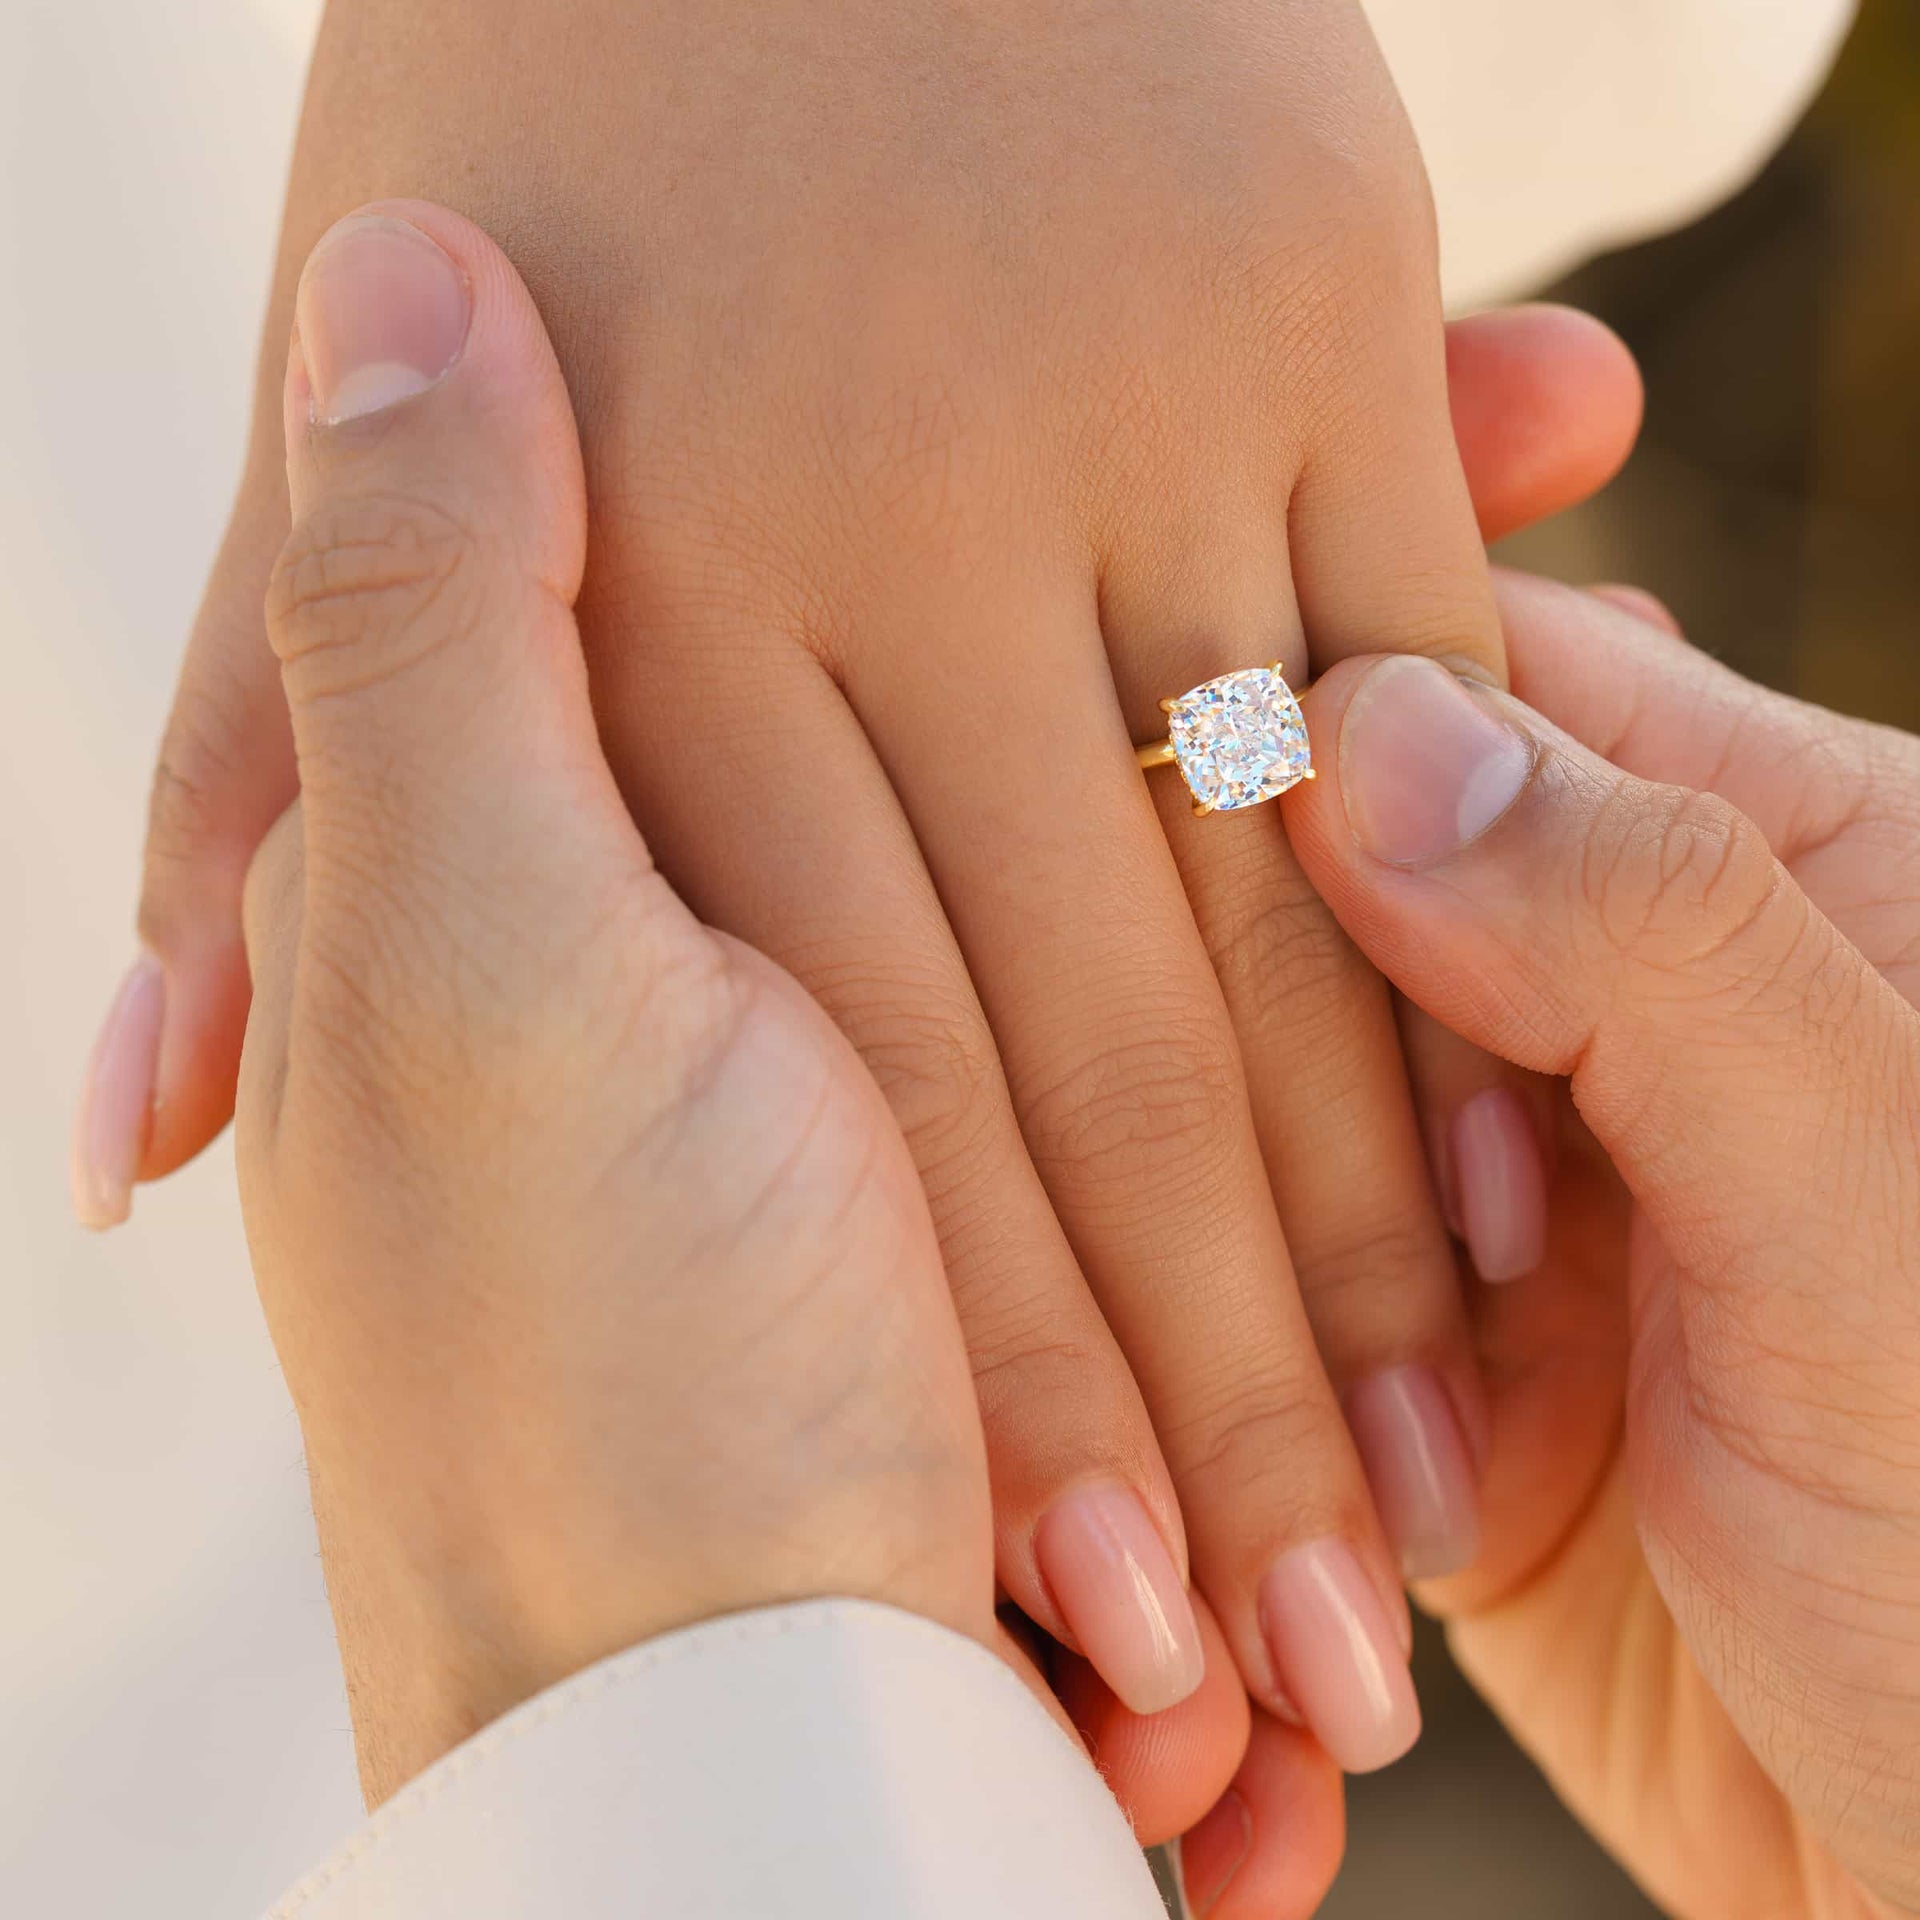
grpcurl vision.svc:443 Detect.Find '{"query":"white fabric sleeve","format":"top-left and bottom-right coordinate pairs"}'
top-left (1361, 0), bottom-right (1857, 305)
top-left (261, 1599), bottom-right (1169, 1920)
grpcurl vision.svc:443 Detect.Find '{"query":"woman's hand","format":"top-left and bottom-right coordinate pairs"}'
top-left (97, 0), bottom-right (1646, 1759)
top-left (1270, 583), bottom-right (1920, 1919)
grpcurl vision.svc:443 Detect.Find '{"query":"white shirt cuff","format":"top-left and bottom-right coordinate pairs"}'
top-left (263, 1598), bottom-right (1169, 1920)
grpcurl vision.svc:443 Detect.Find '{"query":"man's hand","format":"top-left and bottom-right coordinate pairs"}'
top-left (1278, 585), bottom-right (1920, 1920)
top-left (235, 201), bottom-right (1006, 1803)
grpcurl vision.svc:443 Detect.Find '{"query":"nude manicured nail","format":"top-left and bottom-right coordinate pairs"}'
top-left (296, 212), bottom-right (471, 426)
top-left (1258, 1539), bottom-right (1420, 1772)
top-left (71, 954), bottom-right (165, 1231)
top-left (1180, 1788), bottom-right (1252, 1917)
top-left (1346, 1367), bottom-right (1481, 1581)
top-left (1342, 656), bottom-right (1533, 868)
top-left (1452, 1087), bottom-right (1548, 1283)
top-left (1034, 1483), bottom-right (1205, 1716)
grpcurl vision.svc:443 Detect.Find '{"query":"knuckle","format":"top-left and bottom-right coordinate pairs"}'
top-left (1292, 1213), bottom-right (1456, 1369)
top-left (964, 1309), bottom-right (1104, 1428)
top-left (266, 492), bottom-right (483, 702)
top-left (1582, 783), bottom-right (1788, 997)
top-left (140, 737), bottom-right (237, 948)
top-left (1342, 132), bottom-right (1440, 278)
top-left (296, 872), bottom-right (730, 1159)
top-left (1297, 1208), bottom-right (1451, 1314)
top-left (841, 361), bottom-right (982, 527)
top-left (141, 676), bottom-right (284, 947)
top-left (146, 681), bottom-right (242, 858)
top-left (1199, 853), bottom-right (1356, 1011)
top-left (803, 956), bottom-right (1007, 1196)
top-left (814, 359), bottom-right (1021, 594)
top-left (1220, 114), bottom-right (1436, 383)
top-left (964, 1315), bottom-right (1168, 1516)
top-left (1019, 1005), bottom-right (1246, 1210)
top-left (1160, 1364), bottom-right (1337, 1512)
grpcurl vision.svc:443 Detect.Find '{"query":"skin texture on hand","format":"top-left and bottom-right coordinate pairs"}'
top-left (1277, 583), bottom-right (1920, 1920)
top-left (56, 7), bottom-right (1649, 1865)
top-left (238, 202), bottom-right (1002, 1803)
top-left (101, 0), bottom-right (1634, 1776)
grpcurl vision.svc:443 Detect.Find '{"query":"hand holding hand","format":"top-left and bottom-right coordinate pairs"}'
top-left (232, 202), bottom-right (1003, 1803)
top-left (1280, 586), bottom-right (1920, 1919)
top-left (109, 0), bottom-right (1640, 1768)
top-left (74, 157), bottom-right (1643, 1896)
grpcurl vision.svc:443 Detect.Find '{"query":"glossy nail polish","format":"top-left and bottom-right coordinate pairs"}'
top-left (1346, 1367), bottom-right (1481, 1580)
top-left (1259, 1538), bottom-right (1420, 1772)
top-left (1034, 1482), bottom-right (1206, 1716)
top-left (1452, 1087), bottom-right (1548, 1283)
top-left (71, 954), bottom-right (165, 1230)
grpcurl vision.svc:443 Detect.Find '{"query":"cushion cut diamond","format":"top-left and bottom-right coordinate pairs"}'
top-left (1166, 667), bottom-right (1312, 812)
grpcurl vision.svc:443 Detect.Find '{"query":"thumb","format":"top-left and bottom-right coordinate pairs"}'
top-left (1283, 654), bottom-right (1920, 1307)
top-left (268, 202), bottom-right (635, 914)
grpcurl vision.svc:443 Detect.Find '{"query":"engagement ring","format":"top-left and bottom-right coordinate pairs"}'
top-left (1136, 664), bottom-right (1314, 815)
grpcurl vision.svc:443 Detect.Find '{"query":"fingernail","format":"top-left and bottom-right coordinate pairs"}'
top-left (296, 212), bottom-right (471, 426)
top-left (1258, 1538), bottom-right (1421, 1772)
top-left (1452, 1088), bottom-right (1548, 1283)
top-left (1033, 1483), bottom-right (1205, 1716)
top-left (71, 954), bottom-right (166, 1231)
top-left (1180, 1788), bottom-right (1252, 1917)
top-left (1342, 656), bottom-right (1533, 867)
top-left (1346, 1367), bottom-right (1481, 1581)
top-left (1589, 582), bottom-right (1684, 636)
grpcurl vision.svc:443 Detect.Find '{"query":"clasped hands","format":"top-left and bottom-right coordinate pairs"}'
top-left (78, 6), bottom-right (1920, 1916)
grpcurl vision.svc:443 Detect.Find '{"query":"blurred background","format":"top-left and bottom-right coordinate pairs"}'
top-left (0, 0), bottom-right (1906, 1913)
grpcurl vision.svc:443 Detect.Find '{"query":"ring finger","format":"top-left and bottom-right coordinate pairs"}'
top-left (851, 561), bottom-right (1422, 1771)
top-left (1104, 520), bottom-right (1487, 1587)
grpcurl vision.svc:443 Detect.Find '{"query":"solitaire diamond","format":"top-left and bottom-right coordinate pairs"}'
top-left (1166, 667), bottom-right (1312, 812)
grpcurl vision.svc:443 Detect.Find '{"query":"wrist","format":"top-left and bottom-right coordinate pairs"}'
top-left (303, 1446), bottom-right (994, 1803)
